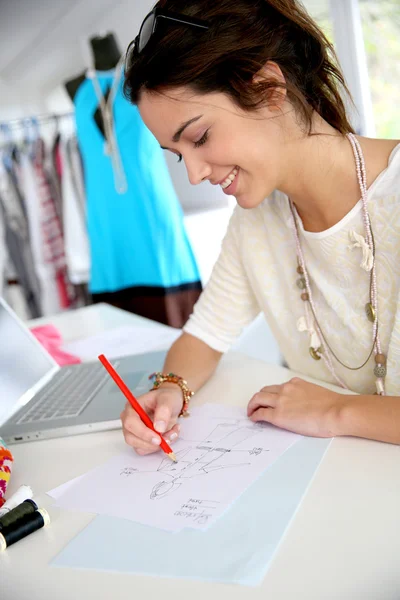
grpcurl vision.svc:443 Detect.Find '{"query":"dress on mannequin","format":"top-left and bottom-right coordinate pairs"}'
top-left (65, 34), bottom-right (202, 327)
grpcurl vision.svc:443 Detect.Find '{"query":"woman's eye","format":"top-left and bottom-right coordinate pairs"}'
top-left (162, 148), bottom-right (183, 163)
top-left (194, 130), bottom-right (209, 148)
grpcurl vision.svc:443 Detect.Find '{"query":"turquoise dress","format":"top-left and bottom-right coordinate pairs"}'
top-left (74, 70), bottom-right (201, 326)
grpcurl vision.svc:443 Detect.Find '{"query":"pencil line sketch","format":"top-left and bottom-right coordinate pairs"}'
top-left (144, 422), bottom-right (269, 500)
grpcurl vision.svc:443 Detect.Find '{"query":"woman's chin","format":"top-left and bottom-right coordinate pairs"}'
top-left (235, 192), bottom-right (266, 210)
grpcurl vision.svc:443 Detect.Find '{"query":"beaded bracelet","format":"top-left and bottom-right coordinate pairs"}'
top-left (148, 372), bottom-right (194, 417)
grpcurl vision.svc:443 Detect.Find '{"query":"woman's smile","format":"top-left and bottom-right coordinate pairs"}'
top-left (219, 166), bottom-right (240, 195)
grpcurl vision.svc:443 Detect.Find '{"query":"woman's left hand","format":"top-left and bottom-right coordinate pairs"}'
top-left (247, 378), bottom-right (345, 438)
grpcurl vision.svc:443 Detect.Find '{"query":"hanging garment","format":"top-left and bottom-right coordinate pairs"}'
top-left (32, 138), bottom-right (75, 310)
top-left (0, 154), bottom-right (41, 317)
top-left (60, 135), bottom-right (90, 285)
top-left (44, 136), bottom-right (64, 234)
top-left (52, 133), bottom-right (63, 191)
top-left (18, 148), bottom-right (63, 316)
top-left (73, 69), bottom-right (202, 327)
top-left (66, 136), bottom-right (86, 217)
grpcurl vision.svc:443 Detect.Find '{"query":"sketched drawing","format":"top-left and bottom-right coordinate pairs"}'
top-left (148, 422), bottom-right (266, 500)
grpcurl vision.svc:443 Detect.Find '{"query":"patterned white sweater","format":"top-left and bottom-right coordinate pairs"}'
top-left (184, 143), bottom-right (400, 395)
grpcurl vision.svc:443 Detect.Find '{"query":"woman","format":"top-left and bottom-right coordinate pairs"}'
top-left (120, 0), bottom-right (400, 453)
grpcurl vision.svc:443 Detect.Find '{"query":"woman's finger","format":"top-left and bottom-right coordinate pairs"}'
top-left (141, 391), bottom-right (158, 414)
top-left (248, 406), bottom-right (275, 424)
top-left (259, 384), bottom-right (283, 394)
top-left (123, 430), bottom-right (161, 453)
top-left (123, 404), bottom-right (180, 439)
top-left (123, 422), bottom-right (181, 451)
top-left (123, 411), bottom-right (162, 445)
top-left (163, 423), bottom-right (180, 443)
top-left (247, 391), bottom-right (278, 416)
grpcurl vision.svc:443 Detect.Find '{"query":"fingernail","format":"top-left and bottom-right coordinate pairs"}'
top-left (169, 432), bottom-right (178, 441)
top-left (154, 420), bottom-right (166, 433)
top-left (151, 436), bottom-right (161, 446)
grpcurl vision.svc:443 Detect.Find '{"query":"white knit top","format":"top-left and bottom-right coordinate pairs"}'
top-left (183, 143), bottom-right (400, 395)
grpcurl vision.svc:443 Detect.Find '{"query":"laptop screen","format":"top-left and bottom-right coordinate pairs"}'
top-left (0, 299), bottom-right (56, 425)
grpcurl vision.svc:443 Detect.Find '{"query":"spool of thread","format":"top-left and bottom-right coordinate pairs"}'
top-left (0, 499), bottom-right (38, 530)
top-left (0, 485), bottom-right (33, 518)
top-left (0, 508), bottom-right (50, 551)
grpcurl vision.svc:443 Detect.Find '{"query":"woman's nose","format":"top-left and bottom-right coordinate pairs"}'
top-left (185, 158), bottom-right (212, 186)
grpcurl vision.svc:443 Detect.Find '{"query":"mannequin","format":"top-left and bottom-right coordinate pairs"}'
top-left (65, 33), bottom-right (122, 137)
top-left (62, 32), bottom-right (202, 328)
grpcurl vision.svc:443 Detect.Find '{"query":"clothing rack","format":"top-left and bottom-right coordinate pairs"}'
top-left (0, 108), bottom-right (90, 318)
top-left (1, 112), bottom-right (74, 130)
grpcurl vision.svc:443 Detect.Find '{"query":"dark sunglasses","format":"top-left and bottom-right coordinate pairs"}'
top-left (124, 8), bottom-right (209, 70)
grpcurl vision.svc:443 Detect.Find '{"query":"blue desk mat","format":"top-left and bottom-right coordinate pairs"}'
top-left (51, 437), bottom-right (331, 586)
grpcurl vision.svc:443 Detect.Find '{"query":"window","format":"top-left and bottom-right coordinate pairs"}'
top-left (303, 0), bottom-right (334, 41)
top-left (359, 0), bottom-right (400, 138)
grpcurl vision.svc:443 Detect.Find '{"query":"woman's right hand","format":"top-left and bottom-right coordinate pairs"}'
top-left (120, 385), bottom-right (183, 455)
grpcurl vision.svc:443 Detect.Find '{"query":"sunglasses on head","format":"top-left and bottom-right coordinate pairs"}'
top-left (124, 8), bottom-right (209, 71)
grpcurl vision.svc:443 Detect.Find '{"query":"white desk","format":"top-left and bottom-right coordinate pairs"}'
top-left (2, 304), bottom-right (400, 600)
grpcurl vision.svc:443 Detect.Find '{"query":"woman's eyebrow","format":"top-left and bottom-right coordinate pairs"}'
top-left (172, 115), bottom-right (203, 142)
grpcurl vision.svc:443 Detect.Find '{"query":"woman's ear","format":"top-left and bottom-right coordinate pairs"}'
top-left (253, 61), bottom-right (287, 110)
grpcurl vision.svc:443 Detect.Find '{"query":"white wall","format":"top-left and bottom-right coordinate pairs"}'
top-left (0, 79), bottom-right (45, 120)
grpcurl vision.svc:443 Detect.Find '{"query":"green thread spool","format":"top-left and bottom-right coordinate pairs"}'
top-left (0, 499), bottom-right (38, 530)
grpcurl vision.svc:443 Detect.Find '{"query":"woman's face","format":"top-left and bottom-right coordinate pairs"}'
top-left (138, 87), bottom-right (288, 209)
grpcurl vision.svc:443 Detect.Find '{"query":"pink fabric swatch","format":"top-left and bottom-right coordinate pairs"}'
top-left (30, 325), bottom-right (81, 366)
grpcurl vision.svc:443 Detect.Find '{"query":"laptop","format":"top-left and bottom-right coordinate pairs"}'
top-left (0, 297), bottom-right (166, 445)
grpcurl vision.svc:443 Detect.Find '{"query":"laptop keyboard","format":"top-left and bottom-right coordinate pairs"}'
top-left (16, 361), bottom-right (120, 425)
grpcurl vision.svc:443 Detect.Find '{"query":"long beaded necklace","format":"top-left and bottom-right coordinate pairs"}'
top-left (289, 132), bottom-right (387, 395)
top-left (87, 58), bottom-right (128, 194)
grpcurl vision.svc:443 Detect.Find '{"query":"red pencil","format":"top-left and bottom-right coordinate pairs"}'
top-left (98, 354), bottom-right (177, 462)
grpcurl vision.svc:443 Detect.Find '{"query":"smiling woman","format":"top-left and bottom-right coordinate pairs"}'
top-left (119, 0), bottom-right (400, 453)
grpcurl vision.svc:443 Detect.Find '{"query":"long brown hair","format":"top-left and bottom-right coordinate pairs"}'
top-left (124, 0), bottom-right (354, 135)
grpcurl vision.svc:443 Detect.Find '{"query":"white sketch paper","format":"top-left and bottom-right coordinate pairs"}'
top-left (53, 405), bottom-right (301, 531)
